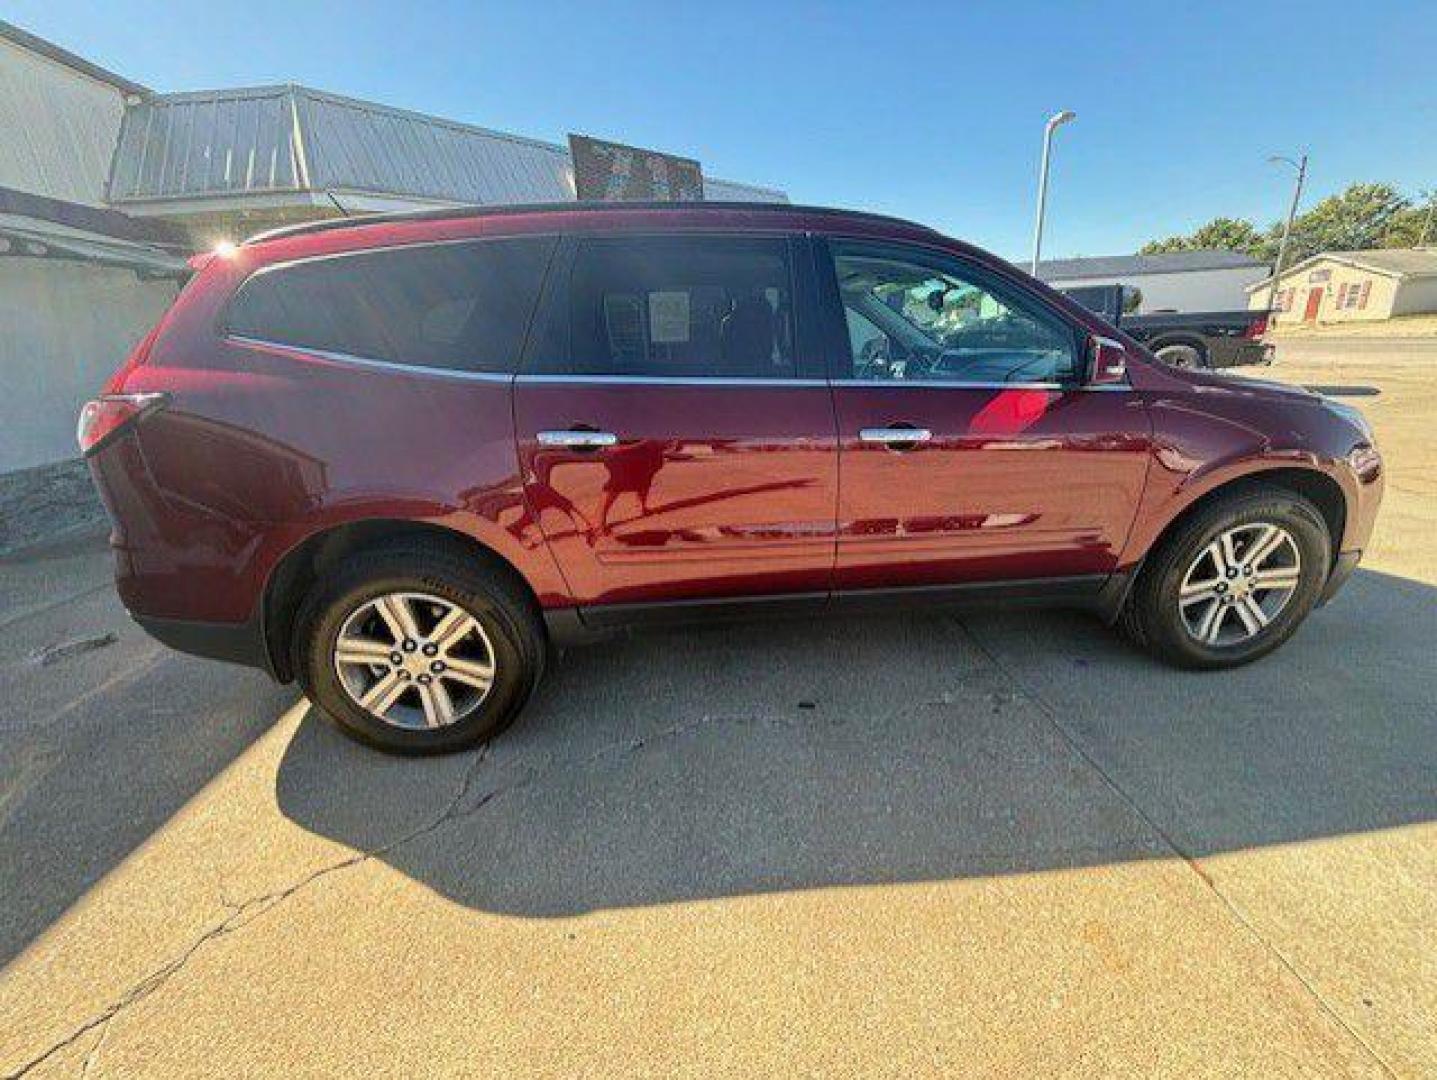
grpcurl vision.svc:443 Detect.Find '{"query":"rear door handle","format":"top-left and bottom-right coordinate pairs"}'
top-left (859, 426), bottom-right (932, 447)
top-left (536, 429), bottom-right (619, 450)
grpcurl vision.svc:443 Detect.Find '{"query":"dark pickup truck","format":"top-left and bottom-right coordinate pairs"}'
top-left (1060, 284), bottom-right (1273, 370)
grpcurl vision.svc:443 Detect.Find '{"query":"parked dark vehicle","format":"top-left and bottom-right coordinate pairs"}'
top-left (1060, 283), bottom-right (1273, 369)
top-left (80, 203), bottom-right (1382, 753)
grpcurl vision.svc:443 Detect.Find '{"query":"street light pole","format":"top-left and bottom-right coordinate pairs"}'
top-left (1031, 110), bottom-right (1076, 277)
top-left (1267, 153), bottom-right (1308, 318)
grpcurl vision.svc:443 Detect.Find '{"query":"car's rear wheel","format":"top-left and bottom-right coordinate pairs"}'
top-left (1121, 488), bottom-right (1330, 669)
top-left (293, 543), bottom-right (546, 753)
top-left (1155, 343), bottom-right (1205, 369)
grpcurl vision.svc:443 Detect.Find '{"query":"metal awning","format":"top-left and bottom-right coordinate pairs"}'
top-left (108, 85), bottom-right (786, 212)
top-left (0, 215), bottom-right (188, 275)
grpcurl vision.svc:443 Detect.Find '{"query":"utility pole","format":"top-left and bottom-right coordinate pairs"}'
top-left (1031, 111), bottom-right (1077, 277)
top-left (1266, 153), bottom-right (1308, 316)
top-left (1419, 191), bottom-right (1435, 247)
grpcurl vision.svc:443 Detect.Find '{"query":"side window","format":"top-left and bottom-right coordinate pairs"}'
top-left (829, 241), bottom-right (1078, 385)
top-left (551, 236), bottom-right (796, 378)
top-left (223, 236), bottom-right (556, 373)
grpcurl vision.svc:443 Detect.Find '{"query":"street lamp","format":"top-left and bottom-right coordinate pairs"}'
top-left (1030, 110), bottom-right (1077, 277)
top-left (1267, 153), bottom-right (1308, 318)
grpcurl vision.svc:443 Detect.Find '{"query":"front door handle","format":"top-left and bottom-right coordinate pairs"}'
top-left (859, 426), bottom-right (932, 448)
top-left (537, 429), bottom-right (619, 450)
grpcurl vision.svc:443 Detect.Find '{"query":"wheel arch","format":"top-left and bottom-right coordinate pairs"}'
top-left (1103, 465), bottom-right (1348, 623)
top-left (1147, 335), bottom-right (1208, 361)
top-left (261, 518), bottom-right (546, 682)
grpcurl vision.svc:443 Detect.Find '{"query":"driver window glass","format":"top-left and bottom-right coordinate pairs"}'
top-left (829, 241), bottom-right (1077, 385)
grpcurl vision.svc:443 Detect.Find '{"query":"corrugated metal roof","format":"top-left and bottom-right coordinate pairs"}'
top-left (109, 87), bottom-right (304, 202)
top-left (109, 85), bottom-right (786, 207)
top-left (1036, 250), bottom-right (1267, 281)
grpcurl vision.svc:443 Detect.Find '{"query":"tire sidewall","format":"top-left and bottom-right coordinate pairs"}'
top-left (1144, 494), bottom-right (1329, 669)
top-left (1156, 344), bottom-right (1204, 369)
top-left (297, 558), bottom-right (535, 753)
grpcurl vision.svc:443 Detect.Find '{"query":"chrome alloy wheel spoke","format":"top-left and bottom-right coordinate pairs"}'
top-left (332, 591), bottom-right (498, 731)
top-left (1178, 522), bottom-right (1301, 647)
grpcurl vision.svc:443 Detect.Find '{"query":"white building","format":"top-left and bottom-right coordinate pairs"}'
top-left (1035, 250), bottom-right (1270, 314)
top-left (0, 19), bottom-right (786, 484)
top-left (0, 21), bottom-right (185, 481)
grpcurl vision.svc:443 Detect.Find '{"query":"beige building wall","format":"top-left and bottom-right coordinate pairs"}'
top-left (1252, 258), bottom-right (1402, 324)
top-left (0, 36), bottom-right (128, 206)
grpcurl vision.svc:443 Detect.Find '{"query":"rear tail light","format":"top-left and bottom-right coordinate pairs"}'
top-left (1244, 315), bottom-right (1269, 339)
top-left (77, 393), bottom-right (169, 455)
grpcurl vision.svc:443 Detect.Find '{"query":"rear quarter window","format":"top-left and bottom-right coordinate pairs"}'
top-left (222, 236), bottom-right (556, 373)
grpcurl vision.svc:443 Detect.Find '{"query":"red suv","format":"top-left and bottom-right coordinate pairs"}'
top-left (79, 203), bottom-right (1383, 753)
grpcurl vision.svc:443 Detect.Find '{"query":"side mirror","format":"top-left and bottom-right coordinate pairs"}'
top-left (1087, 334), bottom-right (1128, 386)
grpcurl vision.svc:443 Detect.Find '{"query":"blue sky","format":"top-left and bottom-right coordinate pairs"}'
top-left (11, 1), bottom-right (1435, 258)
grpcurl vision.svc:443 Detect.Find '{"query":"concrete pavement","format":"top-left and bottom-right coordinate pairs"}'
top-left (1, 340), bottom-right (1433, 1077)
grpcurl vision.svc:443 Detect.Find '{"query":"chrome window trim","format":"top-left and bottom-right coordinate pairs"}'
top-left (225, 334), bottom-right (514, 383)
top-left (829, 378), bottom-right (1130, 392)
top-left (223, 338), bottom-right (1132, 392)
top-left (234, 232), bottom-right (565, 281)
top-left (516, 373), bottom-right (828, 388)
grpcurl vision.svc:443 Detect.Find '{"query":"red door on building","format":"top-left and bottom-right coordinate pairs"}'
top-left (1303, 287), bottom-right (1324, 322)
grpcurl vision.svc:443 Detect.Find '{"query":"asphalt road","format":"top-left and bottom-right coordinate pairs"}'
top-left (1, 339), bottom-right (1433, 1077)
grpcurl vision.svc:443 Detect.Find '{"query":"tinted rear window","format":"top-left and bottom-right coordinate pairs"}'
top-left (537, 235), bottom-right (796, 378)
top-left (224, 236), bottom-right (555, 373)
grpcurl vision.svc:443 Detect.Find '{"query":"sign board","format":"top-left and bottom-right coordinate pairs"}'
top-left (568, 134), bottom-right (704, 202)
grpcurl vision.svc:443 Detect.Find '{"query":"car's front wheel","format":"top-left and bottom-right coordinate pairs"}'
top-left (1121, 488), bottom-right (1331, 669)
top-left (293, 543), bottom-right (546, 753)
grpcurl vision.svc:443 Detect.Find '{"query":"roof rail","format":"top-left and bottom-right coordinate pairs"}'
top-left (244, 201), bottom-right (936, 246)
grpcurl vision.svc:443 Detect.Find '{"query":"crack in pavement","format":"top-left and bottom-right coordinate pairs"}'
top-left (8, 655), bottom-right (1292, 1078)
top-left (5, 707), bottom-right (774, 1078)
top-left (77, 1020), bottom-right (108, 1079)
top-left (4, 741), bottom-right (495, 1079)
top-left (949, 616), bottom-right (1400, 1080)
top-left (7, 700), bottom-right (964, 1078)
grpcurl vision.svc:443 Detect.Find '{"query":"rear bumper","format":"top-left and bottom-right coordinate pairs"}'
top-left (132, 610), bottom-right (281, 679)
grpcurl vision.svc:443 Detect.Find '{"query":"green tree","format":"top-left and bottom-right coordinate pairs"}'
top-left (1281, 183), bottom-right (1409, 262)
top-left (1140, 217), bottom-right (1268, 257)
top-left (1377, 191), bottom-right (1436, 248)
top-left (1141, 183), bottom-right (1432, 262)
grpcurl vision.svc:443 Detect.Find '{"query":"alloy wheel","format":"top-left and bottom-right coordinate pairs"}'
top-left (1178, 523), bottom-right (1302, 647)
top-left (333, 591), bottom-right (496, 730)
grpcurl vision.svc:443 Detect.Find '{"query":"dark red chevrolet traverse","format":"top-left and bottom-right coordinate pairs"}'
top-left (79, 203), bottom-right (1383, 752)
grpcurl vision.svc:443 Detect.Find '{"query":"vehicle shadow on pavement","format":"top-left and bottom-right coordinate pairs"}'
top-left (275, 568), bottom-right (1437, 916)
top-left (0, 531), bottom-right (296, 968)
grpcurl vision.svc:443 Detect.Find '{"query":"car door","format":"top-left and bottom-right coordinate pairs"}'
top-left (816, 236), bottom-right (1152, 592)
top-left (513, 232), bottom-right (839, 618)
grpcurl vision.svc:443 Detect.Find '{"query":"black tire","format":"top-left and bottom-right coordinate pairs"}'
top-left (292, 542), bottom-right (547, 754)
top-left (1155, 343), bottom-right (1206, 369)
top-left (1120, 488), bottom-right (1330, 669)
